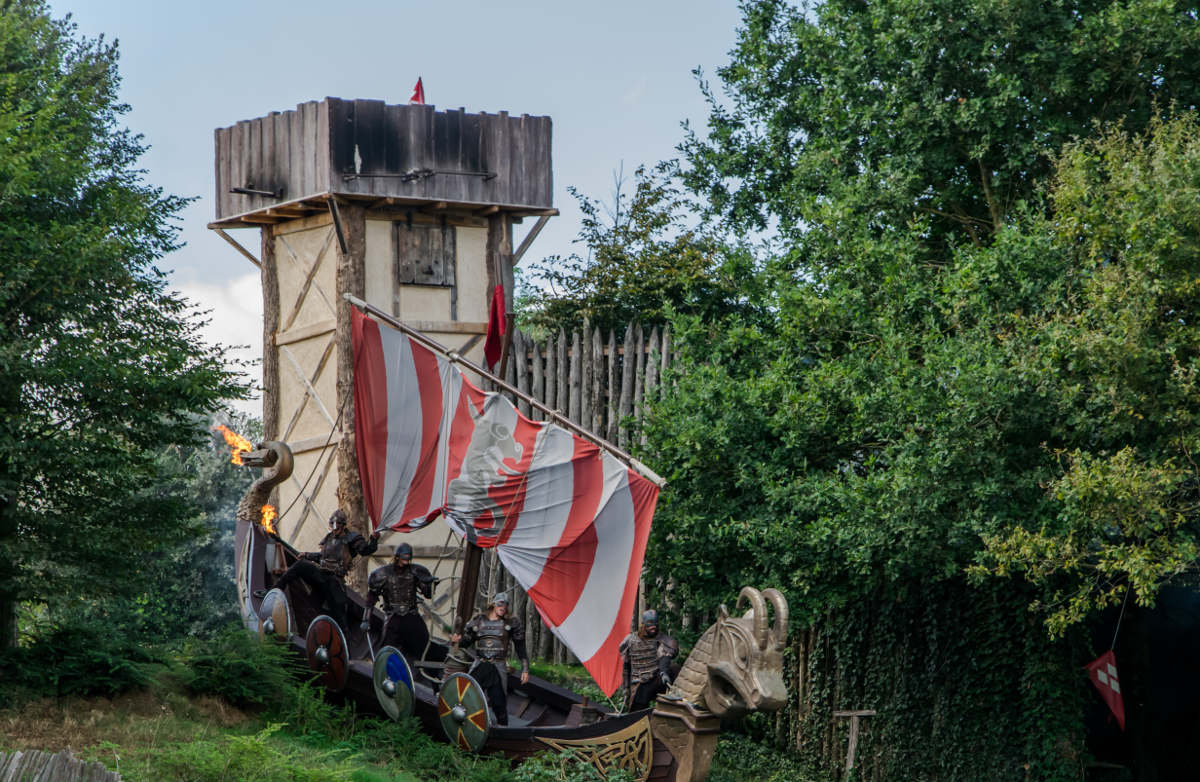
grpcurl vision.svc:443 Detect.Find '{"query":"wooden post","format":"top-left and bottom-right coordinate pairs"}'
top-left (261, 225), bottom-right (280, 442)
top-left (531, 334), bottom-right (545, 422)
top-left (606, 330), bottom-right (618, 443)
top-left (579, 323), bottom-right (591, 436)
top-left (618, 324), bottom-right (635, 448)
top-left (633, 324), bottom-right (645, 442)
top-left (334, 200), bottom-right (369, 592)
top-left (556, 330), bottom-right (568, 421)
top-left (833, 709), bottom-right (876, 775)
top-left (515, 331), bottom-right (531, 418)
top-left (569, 330), bottom-right (581, 424)
top-left (591, 327), bottom-right (604, 434)
top-left (454, 542), bottom-right (484, 635)
top-left (545, 332), bottom-right (558, 423)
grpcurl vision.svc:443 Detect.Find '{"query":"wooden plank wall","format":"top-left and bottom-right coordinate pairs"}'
top-left (475, 322), bottom-right (674, 668)
top-left (0, 750), bottom-right (119, 781)
top-left (214, 99), bottom-right (552, 220)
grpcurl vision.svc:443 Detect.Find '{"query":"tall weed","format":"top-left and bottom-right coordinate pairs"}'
top-left (152, 723), bottom-right (354, 781)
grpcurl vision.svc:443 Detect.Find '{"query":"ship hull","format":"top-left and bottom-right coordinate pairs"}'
top-left (235, 520), bottom-right (679, 781)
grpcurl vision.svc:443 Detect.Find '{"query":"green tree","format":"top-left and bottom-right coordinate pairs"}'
top-left (683, 0), bottom-right (1200, 246)
top-left (649, 114), bottom-right (1200, 781)
top-left (969, 116), bottom-right (1200, 632)
top-left (520, 163), bottom-right (757, 334)
top-left (0, 1), bottom-right (247, 648)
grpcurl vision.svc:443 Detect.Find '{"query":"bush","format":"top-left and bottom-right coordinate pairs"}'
top-left (513, 750), bottom-right (639, 782)
top-left (10, 614), bottom-right (165, 698)
top-left (180, 623), bottom-right (305, 711)
top-left (707, 733), bottom-right (817, 782)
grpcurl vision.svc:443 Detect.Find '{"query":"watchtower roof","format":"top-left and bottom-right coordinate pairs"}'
top-left (212, 97), bottom-right (554, 228)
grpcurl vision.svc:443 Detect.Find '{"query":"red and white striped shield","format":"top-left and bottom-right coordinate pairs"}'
top-left (351, 310), bottom-right (659, 695)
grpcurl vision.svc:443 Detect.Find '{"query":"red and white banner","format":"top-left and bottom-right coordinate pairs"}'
top-left (1086, 649), bottom-right (1125, 731)
top-left (352, 310), bottom-right (659, 695)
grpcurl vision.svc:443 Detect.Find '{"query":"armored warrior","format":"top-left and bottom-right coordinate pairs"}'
top-left (620, 609), bottom-right (679, 711)
top-left (363, 542), bottom-right (435, 660)
top-left (275, 508), bottom-right (379, 632)
top-left (451, 592), bottom-right (530, 725)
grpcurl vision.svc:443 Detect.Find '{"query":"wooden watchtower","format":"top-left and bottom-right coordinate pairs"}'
top-left (209, 97), bottom-right (555, 597)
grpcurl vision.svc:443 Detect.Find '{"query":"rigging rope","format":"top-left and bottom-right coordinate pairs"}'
top-left (276, 387), bottom-right (350, 525)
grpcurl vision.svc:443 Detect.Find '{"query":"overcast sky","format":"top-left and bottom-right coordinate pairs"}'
top-left (50, 0), bottom-right (745, 414)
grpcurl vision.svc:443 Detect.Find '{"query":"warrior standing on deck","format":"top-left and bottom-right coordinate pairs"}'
top-left (274, 509), bottom-right (379, 632)
top-left (620, 609), bottom-right (679, 711)
top-left (363, 542), bottom-right (435, 660)
top-left (451, 592), bottom-right (530, 725)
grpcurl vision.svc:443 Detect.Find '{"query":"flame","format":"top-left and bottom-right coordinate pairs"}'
top-left (213, 424), bottom-right (253, 465)
top-left (261, 504), bottom-right (278, 536)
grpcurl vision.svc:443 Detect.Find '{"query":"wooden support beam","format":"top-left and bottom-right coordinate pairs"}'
top-left (212, 227), bottom-right (262, 268)
top-left (275, 319), bottom-right (337, 346)
top-left (421, 201), bottom-right (449, 213)
top-left (289, 431), bottom-right (343, 454)
top-left (474, 204), bottom-right (500, 216)
top-left (266, 206), bottom-right (312, 218)
top-left (833, 710), bottom-right (876, 775)
top-left (406, 319), bottom-right (487, 335)
top-left (326, 197), bottom-right (348, 256)
top-left (512, 214), bottom-right (551, 265)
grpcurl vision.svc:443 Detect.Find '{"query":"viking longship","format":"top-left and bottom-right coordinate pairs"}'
top-left (232, 301), bottom-right (789, 782)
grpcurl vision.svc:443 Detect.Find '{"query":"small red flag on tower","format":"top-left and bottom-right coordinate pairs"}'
top-left (484, 284), bottom-right (507, 369)
top-left (1086, 649), bottom-right (1126, 731)
top-left (410, 78), bottom-right (425, 105)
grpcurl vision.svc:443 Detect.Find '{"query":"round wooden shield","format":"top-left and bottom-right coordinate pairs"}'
top-left (438, 672), bottom-right (491, 752)
top-left (372, 646), bottom-right (415, 721)
top-left (304, 615), bottom-right (349, 692)
top-left (257, 588), bottom-right (293, 640)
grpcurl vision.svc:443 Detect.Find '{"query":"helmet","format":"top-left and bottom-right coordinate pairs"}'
top-left (329, 509), bottom-right (348, 528)
top-left (492, 591), bottom-right (509, 606)
top-left (394, 542), bottom-right (413, 560)
top-left (641, 609), bottom-right (659, 627)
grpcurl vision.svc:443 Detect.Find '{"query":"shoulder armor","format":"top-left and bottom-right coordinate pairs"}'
top-left (413, 563), bottom-right (434, 583)
top-left (367, 565), bottom-right (390, 591)
top-left (660, 635), bottom-right (680, 658)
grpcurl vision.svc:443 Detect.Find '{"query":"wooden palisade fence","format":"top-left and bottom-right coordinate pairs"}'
top-left (474, 321), bottom-right (673, 668)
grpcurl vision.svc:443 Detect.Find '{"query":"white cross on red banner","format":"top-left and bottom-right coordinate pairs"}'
top-left (1086, 649), bottom-right (1125, 731)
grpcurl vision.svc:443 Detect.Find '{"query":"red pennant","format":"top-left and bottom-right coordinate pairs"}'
top-left (1086, 649), bottom-right (1126, 731)
top-left (484, 284), bottom-right (507, 369)
top-left (410, 77), bottom-right (425, 105)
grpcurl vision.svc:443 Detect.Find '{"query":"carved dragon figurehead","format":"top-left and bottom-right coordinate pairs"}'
top-left (666, 587), bottom-right (789, 718)
top-left (235, 440), bottom-right (294, 527)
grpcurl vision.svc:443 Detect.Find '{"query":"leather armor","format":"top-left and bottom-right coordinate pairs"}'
top-left (620, 632), bottom-right (679, 683)
top-left (463, 614), bottom-right (525, 662)
top-left (367, 563), bottom-right (433, 616)
top-left (315, 531), bottom-right (372, 578)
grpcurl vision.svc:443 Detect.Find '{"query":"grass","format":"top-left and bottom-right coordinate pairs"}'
top-left (0, 666), bottom-right (817, 782)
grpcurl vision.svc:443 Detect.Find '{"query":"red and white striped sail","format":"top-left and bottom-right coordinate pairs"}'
top-left (351, 310), bottom-right (659, 696)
